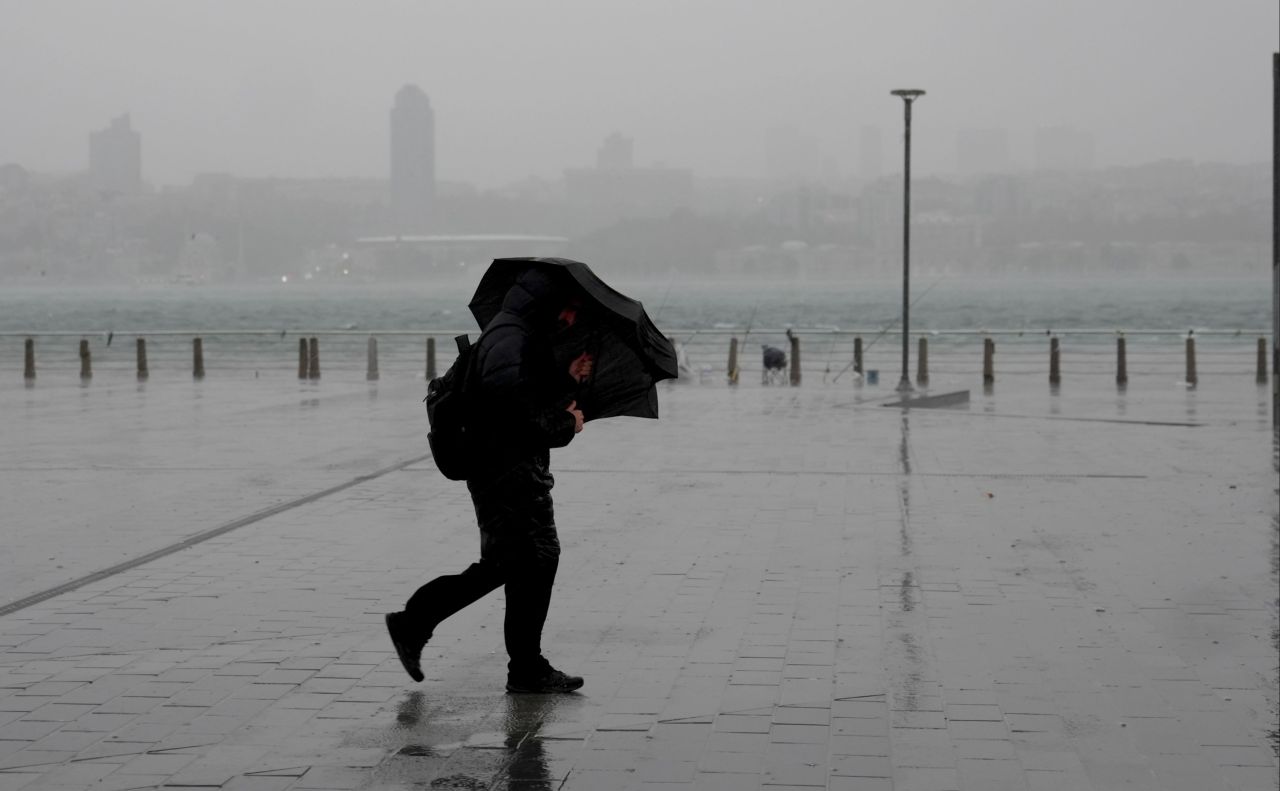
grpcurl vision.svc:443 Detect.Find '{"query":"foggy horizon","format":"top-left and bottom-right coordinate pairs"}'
top-left (2, 0), bottom-right (1278, 188)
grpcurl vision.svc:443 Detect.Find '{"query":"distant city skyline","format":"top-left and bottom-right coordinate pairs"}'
top-left (60, 110), bottom-right (1158, 192)
top-left (1, 2), bottom-right (1275, 187)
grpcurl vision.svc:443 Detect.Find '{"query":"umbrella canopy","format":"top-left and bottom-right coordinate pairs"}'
top-left (468, 257), bottom-right (678, 421)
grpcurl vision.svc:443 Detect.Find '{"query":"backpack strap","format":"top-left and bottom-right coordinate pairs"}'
top-left (455, 334), bottom-right (471, 354)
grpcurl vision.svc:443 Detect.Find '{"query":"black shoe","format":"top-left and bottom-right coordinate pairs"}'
top-left (506, 668), bottom-right (584, 694)
top-left (385, 612), bottom-right (425, 683)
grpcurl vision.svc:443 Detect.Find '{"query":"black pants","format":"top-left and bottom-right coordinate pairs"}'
top-left (404, 468), bottom-right (560, 678)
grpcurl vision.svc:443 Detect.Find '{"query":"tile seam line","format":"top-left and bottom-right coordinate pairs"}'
top-left (0, 452), bottom-right (433, 619)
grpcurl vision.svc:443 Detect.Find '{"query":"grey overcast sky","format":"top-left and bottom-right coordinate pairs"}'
top-left (1, 0), bottom-right (1276, 187)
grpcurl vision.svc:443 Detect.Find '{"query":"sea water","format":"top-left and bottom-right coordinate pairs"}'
top-left (1, 276), bottom-right (1273, 384)
top-left (0, 276), bottom-right (1271, 333)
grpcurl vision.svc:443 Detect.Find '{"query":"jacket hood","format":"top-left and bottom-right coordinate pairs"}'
top-left (499, 267), bottom-right (569, 329)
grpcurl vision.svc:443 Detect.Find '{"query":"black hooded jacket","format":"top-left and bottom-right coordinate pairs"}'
top-left (468, 269), bottom-right (579, 484)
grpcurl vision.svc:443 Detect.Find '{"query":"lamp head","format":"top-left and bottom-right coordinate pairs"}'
top-left (891, 89), bottom-right (926, 101)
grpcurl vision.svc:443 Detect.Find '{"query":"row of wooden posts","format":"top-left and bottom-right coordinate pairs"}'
top-left (725, 334), bottom-right (1271, 387)
top-left (19, 333), bottom-right (1272, 386)
top-left (19, 336), bottom-right (437, 382)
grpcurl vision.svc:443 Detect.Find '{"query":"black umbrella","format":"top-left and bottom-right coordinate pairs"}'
top-left (468, 257), bottom-right (678, 421)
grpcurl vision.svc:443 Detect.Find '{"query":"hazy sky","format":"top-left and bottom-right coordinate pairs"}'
top-left (2, 1), bottom-right (1276, 187)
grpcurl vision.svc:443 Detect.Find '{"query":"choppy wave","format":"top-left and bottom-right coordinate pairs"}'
top-left (0, 276), bottom-right (1271, 334)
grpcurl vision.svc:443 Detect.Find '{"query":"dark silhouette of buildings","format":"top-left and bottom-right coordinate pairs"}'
top-left (390, 84), bottom-right (435, 234)
top-left (564, 134), bottom-right (693, 234)
top-left (596, 132), bottom-right (634, 170)
top-left (89, 114), bottom-right (142, 195)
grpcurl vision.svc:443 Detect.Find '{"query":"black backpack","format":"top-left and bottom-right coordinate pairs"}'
top-left (424, 334), bottom-right (478, 480)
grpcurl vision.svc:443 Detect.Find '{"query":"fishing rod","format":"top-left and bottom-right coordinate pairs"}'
top-left (831, 276), bottom-right (944, 383)
top-left (650, 268), bottom-right (679, 324)
top-left (728, 300), bottom-right (760, 384)
top-left (822, 328), bottom-right (840, 381)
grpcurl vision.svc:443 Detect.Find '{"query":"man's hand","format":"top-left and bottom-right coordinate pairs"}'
top-left (566, 400), bottom-right (584, 433)
top-left (568, 352), bottom-right (594, 383)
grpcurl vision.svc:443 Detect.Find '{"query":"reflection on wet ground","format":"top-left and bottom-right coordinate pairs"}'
top-left (361, 691), bottom-right (573, 789)
top-left (886, 409), bottom-right (930, 720)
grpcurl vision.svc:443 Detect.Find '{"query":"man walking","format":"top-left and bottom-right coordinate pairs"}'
top-left (386, 268), bottom-right (593, 693)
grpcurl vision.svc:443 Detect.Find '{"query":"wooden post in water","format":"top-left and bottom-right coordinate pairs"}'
top-left (136, 338), bottom-right (148, 380)
top-left (308, 337), bottom-right (320, 379)
top-left (1049, 337), bottom-right (1061, 386)
top-left (727, 337), bottom-right (739, 384)
top-left (982, 337), bottom-right (994, 387)
top-left (79, 339), bottom-right (91, 380)
top-left (916, 337), bottom-right (929, 387)
top-left (192, 337), bottom-right (205, 380)
top-left (23, 338), bottom-right (35, 381)
top-left (426, 337), bottom-right (437, 380)
top-left (298, 338), bottom-right (308, 379)
top-left (853, 336), bottom-right (863, 376)
top-left (1184, 334), bottom-right (1197, 387)
top-left (1257, 337), bottom-right (1268, 384)
top-left (788, 331), bottom-right (801, 386)
top-left (1116, 335), bottom-right (1128, 387)
top-left (367, 336), bottom-right (379, 381)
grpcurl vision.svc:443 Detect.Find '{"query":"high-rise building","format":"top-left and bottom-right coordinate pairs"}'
top-left (1034, 125), bottom-right (1096, 172)
top-left (956, 128), bottom-right (1011, 177)
top-left (390, 84), bottom-right (435, 233)
top-left (858, 126), bottom-right (883, 183)
top-left (89, 114), bottom-right (142, 195)
top-left (596, 133), bottom-right (634, 170)
top-left (565, 135), bottom-right (693, 234)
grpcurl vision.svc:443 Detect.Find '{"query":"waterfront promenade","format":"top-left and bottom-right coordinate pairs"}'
top-left (0, 373), bottom-right (1276, 790)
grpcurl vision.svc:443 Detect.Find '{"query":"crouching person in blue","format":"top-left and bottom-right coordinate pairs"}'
top-left (386, 268), bottom-right (594, 693)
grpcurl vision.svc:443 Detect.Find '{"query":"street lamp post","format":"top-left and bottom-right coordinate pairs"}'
top-left (891, 89), bottom-right (925, 394)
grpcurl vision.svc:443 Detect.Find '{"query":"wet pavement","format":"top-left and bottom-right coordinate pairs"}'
top-left (0, 372), bottom-right (1276, 790)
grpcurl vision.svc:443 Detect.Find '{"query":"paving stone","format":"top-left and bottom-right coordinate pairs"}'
top-left (0, 772), bottom-right (45, 790)
top-left (636, 758), bottom-right (697, 783)
top-left (0, 720), bottom-right (62, 741)
top-left (826, 778), bottom-right (893, 791)
top-left (691, 771), bottom-right (761, 791)
top-left (290, 765), bottom-right (372, 789)
top-left (828, 754), bottom-right (892, 778)
top-left (768, 724), bottom-right (827, 744)
top-left (957, 758), bottom-right (1030, 790)
top-left (1221, 765), bottom-right (1280, 790)
top-left (113, 751), bottom-right (198, 776)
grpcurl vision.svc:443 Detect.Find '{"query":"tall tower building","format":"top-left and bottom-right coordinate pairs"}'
top-left (390, 85), bottom-right (435, 234)
top-left (89, 114), bottom-right (142, 195)
top-left (596, 133), bottom-right (634, 170)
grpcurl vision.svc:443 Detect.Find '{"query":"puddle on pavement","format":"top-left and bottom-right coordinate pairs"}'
top-left (897, 632), bottom-right (925, 712)
top-left (354, 689), bottom-right (578, 789)
top-left (899, 570), bottom-right (916, 613)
